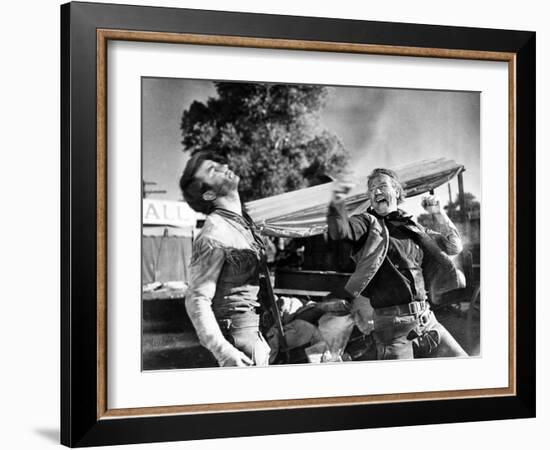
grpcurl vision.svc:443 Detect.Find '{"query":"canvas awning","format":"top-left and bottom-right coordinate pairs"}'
top-left (246, 158), bottom-right (464, 238)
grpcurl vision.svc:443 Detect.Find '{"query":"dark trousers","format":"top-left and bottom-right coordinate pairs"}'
top-left (372, 305), bottom-right (467, 360)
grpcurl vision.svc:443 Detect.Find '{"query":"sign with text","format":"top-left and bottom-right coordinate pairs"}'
top-left (142, 199), bottom-right (197, 228)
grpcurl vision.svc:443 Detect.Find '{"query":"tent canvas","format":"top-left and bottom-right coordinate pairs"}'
top-left (142, 199), bottom-right (197, 285)
top-left (246, 158), bottom-right (464, 238)
top-left (142, 228), bottom-right (193, 285)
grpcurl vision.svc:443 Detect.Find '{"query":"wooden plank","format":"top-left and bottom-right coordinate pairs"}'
top-left (273, 288), bottom-right (331, 297)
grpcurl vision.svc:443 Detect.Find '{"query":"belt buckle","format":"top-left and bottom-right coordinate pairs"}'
top-left (408, 302), bottom-right (419, 315)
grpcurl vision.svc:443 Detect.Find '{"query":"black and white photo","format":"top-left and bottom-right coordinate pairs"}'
top-left (141, 78), bottom-right (481, 370)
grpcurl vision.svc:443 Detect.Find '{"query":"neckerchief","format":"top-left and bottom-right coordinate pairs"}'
top-left (213, 207), bottom-right (266, 254)
top-left (368, 207), bottom-right (414, 226)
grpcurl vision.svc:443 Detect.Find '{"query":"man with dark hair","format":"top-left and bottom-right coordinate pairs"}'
top-left (180, 151), bottom-right (271, 367)
top-left (327, 168), bottom-right (467, 359)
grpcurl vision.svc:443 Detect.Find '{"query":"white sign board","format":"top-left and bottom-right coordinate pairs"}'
top-left (142, 199), bottom-right (196, 228)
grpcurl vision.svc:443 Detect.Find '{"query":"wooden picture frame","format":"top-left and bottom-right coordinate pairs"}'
top-left (61, 1), bottom-right (535, 446)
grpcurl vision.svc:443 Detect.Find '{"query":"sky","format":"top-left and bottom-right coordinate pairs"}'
top-left (142, 78), bottom-right (480, 218)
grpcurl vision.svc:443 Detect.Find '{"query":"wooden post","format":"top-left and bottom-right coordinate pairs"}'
top-left (457, 170), bottom-right (467, 224)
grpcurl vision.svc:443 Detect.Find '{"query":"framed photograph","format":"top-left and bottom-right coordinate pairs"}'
top-left (61, 1), bottom-right (535, 447)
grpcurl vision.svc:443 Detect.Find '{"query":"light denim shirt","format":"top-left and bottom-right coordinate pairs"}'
top-left (184, 208), bottom-right (266, 361)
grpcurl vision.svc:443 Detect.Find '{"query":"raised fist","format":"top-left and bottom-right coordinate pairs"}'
top-left (421, 194), bottom-right (441, 214)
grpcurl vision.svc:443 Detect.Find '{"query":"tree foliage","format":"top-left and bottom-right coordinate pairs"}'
top-left (444, 192), bottom-right (480, 222)
top-left (180, 82), bottom-right (349, 201)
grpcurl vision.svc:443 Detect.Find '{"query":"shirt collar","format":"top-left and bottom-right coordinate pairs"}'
top-left (213, 208), bottom-right (264, 248)
top-left (213, 208), bottom-right (255, 229)
top-left (213, 207), bottom-right (247, 225)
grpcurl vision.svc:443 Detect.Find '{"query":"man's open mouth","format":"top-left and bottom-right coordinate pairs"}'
top-left (375, 197), bottom-right (388, 205)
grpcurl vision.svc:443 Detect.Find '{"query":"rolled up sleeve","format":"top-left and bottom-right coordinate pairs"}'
top-left (425, 214), bottom-right (463, 255)
top-left (327, 201), bottom-right (369, 242)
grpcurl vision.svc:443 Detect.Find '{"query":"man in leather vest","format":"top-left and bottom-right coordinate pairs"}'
top-left (179, 151), bottom-right (271, 367)
top-left (327, 168), bottom-right (467, 359)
